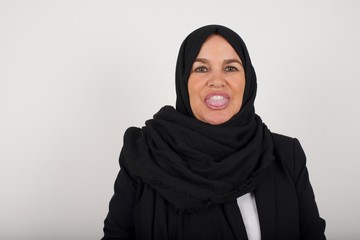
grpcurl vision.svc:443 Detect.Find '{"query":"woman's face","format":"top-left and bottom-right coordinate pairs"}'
top-left (188, 34), bottom-right (246, 125)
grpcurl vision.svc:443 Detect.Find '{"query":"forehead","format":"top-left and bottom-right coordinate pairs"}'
top-left (196, 34), bottom-right (240, 59)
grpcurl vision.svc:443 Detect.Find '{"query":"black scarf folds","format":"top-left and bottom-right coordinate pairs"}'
top-left (122, 25), bottom-right (274, 211)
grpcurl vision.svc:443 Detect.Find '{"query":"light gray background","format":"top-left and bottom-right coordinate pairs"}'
top-left (1, 0), bottom-right (359, 239)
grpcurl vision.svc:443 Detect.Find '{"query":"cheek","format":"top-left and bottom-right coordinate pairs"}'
top-left (231, 77), bottom-right (246, 105)
top-left (188, 77), bottom-right (205, 116)
top-left (236, 82), bottom-right (246, 98)
top-left (188, 78), bottom-right (203, 100)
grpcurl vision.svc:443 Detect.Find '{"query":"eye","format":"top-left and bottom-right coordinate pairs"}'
top-left (225, 66), bottom-right (238, 72)
top-left (193, 66), bottom-right (208, 73)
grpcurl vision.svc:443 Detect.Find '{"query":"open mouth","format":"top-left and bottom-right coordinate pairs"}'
top-left (205, 92), bottom-right (230, 110)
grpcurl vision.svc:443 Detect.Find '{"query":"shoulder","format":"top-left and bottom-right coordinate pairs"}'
top-left (119, 126), bottom-right (146, 178)
top-left (270, 132), bottom-right (307, 182)
top-left (122, 126), bottom-right (148, 157)
top-left (271, 132), bottom-right (294, 147)
top-left (270, 132), bottom-right (304, 157)
top-left (124, 126), bottom-right (144, 144)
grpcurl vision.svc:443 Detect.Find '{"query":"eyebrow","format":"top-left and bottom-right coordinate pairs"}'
top-left (224, 58), bottom-right (243, 65)
top-left (193, 58), bottom-right (209, 64)
top-left (193, 58), bottom-right (243, 65)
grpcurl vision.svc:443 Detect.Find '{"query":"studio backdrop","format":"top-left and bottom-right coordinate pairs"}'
top-left (0, 1), bottom-right (359, 239)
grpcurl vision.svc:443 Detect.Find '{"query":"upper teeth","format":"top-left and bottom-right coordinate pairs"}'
top-left (211, 95), bottom-right (224, 100)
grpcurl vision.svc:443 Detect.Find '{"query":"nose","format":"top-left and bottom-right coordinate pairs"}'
top-left (207, 70), bottom-right (226, 88)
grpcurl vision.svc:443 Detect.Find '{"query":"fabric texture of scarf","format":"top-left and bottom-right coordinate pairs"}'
top-left (121, 24), bottom-right (275, 237)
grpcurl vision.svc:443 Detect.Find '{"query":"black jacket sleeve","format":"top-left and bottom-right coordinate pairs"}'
top-left (102, 153), bottom-right (137, 240)
top-left (292, 138), bottom-right (326, 240)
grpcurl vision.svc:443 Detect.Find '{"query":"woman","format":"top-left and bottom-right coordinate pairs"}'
top-left (102, 25), bottom-right (326, 240)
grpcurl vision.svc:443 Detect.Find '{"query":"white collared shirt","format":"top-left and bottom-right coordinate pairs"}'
top-left (237, 192), bottom-right (261, 240)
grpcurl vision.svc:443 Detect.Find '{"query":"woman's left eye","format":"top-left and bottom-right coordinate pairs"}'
top-left (225, 66), bottom-right (238, 72)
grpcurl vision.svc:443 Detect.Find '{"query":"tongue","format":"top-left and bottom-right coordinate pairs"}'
top-left (206, 98), bottom-right (229, 109)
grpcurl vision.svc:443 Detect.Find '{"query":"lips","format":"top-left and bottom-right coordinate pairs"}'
top-left (205, 92), bottom-right (230, 110)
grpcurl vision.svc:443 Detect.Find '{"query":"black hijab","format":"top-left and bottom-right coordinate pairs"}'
top-left (122, 25), bottom-right (274, 210)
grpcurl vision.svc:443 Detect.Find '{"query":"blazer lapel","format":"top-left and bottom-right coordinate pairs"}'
top-left (223, 201), bottom-right (249, 240)
top-left (254, 165), bottom-right (276, 240)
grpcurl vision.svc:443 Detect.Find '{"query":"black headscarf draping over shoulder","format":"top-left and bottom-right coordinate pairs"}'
top-left (122, 25), bottom-right (275, 211)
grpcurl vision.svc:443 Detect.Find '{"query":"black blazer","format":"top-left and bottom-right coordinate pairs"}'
top-left (102, 133), bottom-right (326, 240)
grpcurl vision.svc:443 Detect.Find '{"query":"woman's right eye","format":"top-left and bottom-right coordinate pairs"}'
top-left (194, 66), bottom-right (208, 73)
